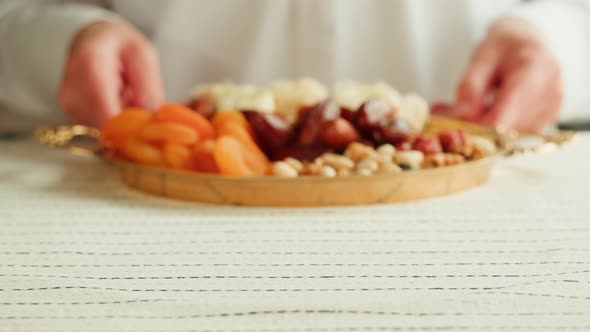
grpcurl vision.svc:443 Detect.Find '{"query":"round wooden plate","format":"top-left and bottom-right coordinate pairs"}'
top-left (34, 116), bottom-right (574, 207)
top-left (109, 155), bottom-right (496, 206)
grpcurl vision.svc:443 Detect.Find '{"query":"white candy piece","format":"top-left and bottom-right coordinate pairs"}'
top-left (191, 82), bottom-right (275, 113)
top-left (271, 78), bottom-right (328, 119)
top-left (398, 93), bottom-right (430, 132)
top-left (333, 81), bottom-right (402, 111)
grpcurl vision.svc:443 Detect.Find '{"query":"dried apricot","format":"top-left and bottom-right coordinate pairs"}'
top-left (216, 121), bottom-right (269, 164)
top-left (101, 108), bottom-right (151, 147)
top-left (162, 143), bottom-right (193, 170)
top-left (211, 111), bottom-right (249, 130)
top-left (138, 123), bottom-right (199, 145)
top-left (214, 136), bottom-right (269, 176)
top-left (120, 138), bottom-right (164, 166)
top-left (154, 103), bottom-right (215, 140)
top-left (192, 140), bottom-right (220, 174)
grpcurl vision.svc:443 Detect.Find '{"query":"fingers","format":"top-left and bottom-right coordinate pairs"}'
top-left (122, 41), bottom-right (165, 109)
top-left (481, 49), bottom-right (562, 133)
top-left (58, 21), bottom-right (164, 128)
top-left (479, 68), bottom-right (526, 131)
top-left (59, 48), bottom-right (122, 127)
top-left (456, 42), bottom-right (504, 120)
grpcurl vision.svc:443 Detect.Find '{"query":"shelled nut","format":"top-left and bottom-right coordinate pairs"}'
top-left (421, 153), bottom-right (446, 169)
top-left (394, 150), bottom-right (425, 170)
top-left (302, 158), bottom-right (324, 176)
top-left (376, 144), bottom-right (396, 159)
top-left (470, 136), bottom-right (497, 159)
top-left (320, 153), bottom-right (355, 170)
top-left (356, 158), bottom-right (379, 175)
top-left (422, 153), bottom-right (466, 168)
top-left (320, 165), bottom-right (337, 177)
top-left (337, 168), bottom-right (352, 177)
top-left (344, 142), bottom-right (378, 162)
top-left (357, 168), bottom-right (373, 176)
top-left (378, 162), bottom-right (403, 174)
top-left (444, 153), bottom-right (466, 166)
top-left (272, 161), bottom-right (299, 177)
top-left (284, 157), bottom-right (304, 173)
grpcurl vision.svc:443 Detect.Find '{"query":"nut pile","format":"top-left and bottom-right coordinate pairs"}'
top-left (271, 132), bottom-right (496, 178)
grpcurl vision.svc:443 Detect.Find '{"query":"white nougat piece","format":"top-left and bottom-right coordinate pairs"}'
top-left (191, 83), bottom-right (275, 113)
top-left (333, 81), bottom-right (402, 111)
top-left (271, 78), bottom-right (328, 119)
top-left (399, 93), bottom-right (430, 132)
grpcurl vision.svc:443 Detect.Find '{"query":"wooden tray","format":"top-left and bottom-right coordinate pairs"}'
top-left (34, 116), bottom-right (574, 207)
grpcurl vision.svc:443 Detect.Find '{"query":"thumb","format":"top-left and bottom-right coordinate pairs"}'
top-left (121, 41), bottom-right (165, 110)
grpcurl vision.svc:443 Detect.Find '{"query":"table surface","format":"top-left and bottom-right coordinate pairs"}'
top-left (1, 135), bottom-right (589, 332)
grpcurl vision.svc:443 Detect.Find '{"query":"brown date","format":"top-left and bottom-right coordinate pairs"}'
top-left (412, 135), bottom-right (443, 155)
top-left (242, 111), bottom-right (294, 154)
top-left (298, 100), bottom-right (341, 145)
top-left (186, 96), bottom-right (216, 119)
top-left (320, 118), bottom-right (361, 150)
top-left (377, 118), bottom-right (416, 145)
top-left (339, 107), bottom-right (357, 124)
top-left (297, 105), bottom-right (315, 118)
top-left (355, 98), bottom-right (397, 137)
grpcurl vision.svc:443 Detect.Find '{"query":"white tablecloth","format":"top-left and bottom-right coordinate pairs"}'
top-left (1, 135), bottom-right (589, 332)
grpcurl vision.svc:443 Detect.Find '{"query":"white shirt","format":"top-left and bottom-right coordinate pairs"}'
top-left (1, 0), bottom-right (589, 131)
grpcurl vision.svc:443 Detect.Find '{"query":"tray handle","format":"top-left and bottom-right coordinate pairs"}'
top-left (497, 128), bottom-right (577, 156)
top-left (34, 125), bottom-right (104, 157)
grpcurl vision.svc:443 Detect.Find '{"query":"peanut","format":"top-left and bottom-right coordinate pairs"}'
top-left (394, 150), bottom-right (424, 170)
top-left (344, 142), bottom-right (378, 162)
top-left (422, 153), bottom-right (466, 168)
top-left (272, 161), bottom-right (299, 178)
top-left (378, 162), bottom-right (403, 174)
top-left (470, 136), bottom-right (497, 159)
top-left (284, 157), bottom-right (304, 173)
top-left (357, 168), bottom-right (373, 176)
top-left (320, 165), bottom-right (337, 177)
top-left (376, 144), bottom-right (396, 159)
top-left (356, 158), bottom-right (379, 175)
top-left (321, 153), bottom-right (355, 170)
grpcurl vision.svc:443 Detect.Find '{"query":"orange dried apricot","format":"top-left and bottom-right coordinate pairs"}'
top-left (101, 108), bottom-right (151, 147)
top-left (217, 122), bottom-right (269, 167)
top-left (120, 138), bottom-right (164, 166)
top-left (217, 121), bottom-right (256, 149)
top-left (214, 136), bottom-right (269, 176)
top-left (154, 103), bottom-right (215, 140)
top-left (162, 143), bottom-right (193, 170)
top-left (192, 140), bottom-right (220, 174)
top-left (211, 111), bottom-right (249, 130)
top-left (138, 122), bottom-right (199, 145)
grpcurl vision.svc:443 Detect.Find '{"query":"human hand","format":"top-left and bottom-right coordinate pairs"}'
top-left (59, 20), bottom-right (164, 127)
top-left (455, 18), bottom-right (562, 133)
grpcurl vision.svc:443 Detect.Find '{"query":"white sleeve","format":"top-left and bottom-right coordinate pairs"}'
top-left (509, 0), bottom-right (590, 123)
top-left (0, 1), bottom-right (113, 131)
